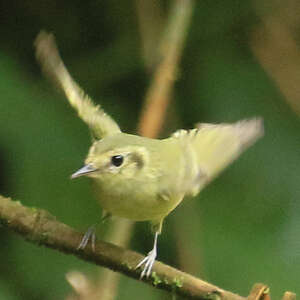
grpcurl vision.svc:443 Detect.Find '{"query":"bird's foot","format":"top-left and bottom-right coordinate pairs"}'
top-left (77, 214), bottom-right (111, 251)
top-left (77, 225), bottom-right (96, 251)
top-left (135, 248), bottom-right (157, 278)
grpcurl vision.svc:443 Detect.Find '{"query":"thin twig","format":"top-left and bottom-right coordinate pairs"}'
top-left (251, 14), bottom-right (300, 115)
top-left (137, 0), bottom-right (195, 137)
top-left (0, 194), bottom-right (245, 300)
top-left (135, 0), bottom-right (164, 70)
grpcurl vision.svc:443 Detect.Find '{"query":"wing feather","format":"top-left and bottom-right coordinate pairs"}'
top-left (35, 31), bottom-right (121, 139)
top-left (172, 118), bottom-right (263, 196)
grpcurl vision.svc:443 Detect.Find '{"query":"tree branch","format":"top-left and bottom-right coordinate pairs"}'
top-left (0, 194), bottom-right (245, 300)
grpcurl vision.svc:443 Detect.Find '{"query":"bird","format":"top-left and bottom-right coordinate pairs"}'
top-left (35, 31), bottom-right (264, 278)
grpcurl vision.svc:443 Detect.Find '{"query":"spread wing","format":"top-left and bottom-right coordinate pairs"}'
top-left (35, 31), bottom-right (121, 140)
top-left (171, 118), bottom-right (263, 196)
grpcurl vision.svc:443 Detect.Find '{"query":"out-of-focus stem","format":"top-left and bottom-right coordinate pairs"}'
top-left (138, 0), bottom-right (195, 138)
top-left (93, 219), bottom-right (133, 300)
top-left (135, 0), bottom-right (164, 70)
top-left (251, 12), bottom-right (300, 115)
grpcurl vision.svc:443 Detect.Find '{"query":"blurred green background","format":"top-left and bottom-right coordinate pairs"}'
top-left (1, 0), bottom-right (300, 299)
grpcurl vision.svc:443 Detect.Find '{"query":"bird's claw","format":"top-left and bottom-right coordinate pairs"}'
top-left (77, 225), bottom-right (96, 251)
top-left (135, 248), bottom-right (157, 279)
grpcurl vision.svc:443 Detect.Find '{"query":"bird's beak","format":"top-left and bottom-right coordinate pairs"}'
top-left (71, 164), bottom-right (97, 179)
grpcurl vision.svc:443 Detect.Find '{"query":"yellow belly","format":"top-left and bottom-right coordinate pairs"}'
top-left (93, 180), bottom-right (183, 222)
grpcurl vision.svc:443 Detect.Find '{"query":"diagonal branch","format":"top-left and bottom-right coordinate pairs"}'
top-left (0, 194), bottom-right (245, 300)
top-left (137, 0), bottom-right (195, 138)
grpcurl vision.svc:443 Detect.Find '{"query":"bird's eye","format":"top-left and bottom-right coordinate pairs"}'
top-left (111, 155), bottom-right (124, 167)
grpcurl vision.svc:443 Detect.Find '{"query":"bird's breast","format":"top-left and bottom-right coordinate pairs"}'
top-left (92, 177), bottom-right (182, 222)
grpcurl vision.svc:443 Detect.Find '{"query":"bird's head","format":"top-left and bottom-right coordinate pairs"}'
top-left (71, 133), bottom-right (151, 181)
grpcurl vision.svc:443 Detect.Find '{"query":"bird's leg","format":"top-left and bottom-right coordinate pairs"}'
top-left (135, 231), bottom-right (159, 278)
top-left (77, 224), bottom-right (96, 250)
top-left (77, 211), bottom-right (111, 251)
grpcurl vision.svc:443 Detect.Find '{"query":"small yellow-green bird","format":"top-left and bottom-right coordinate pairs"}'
top-left (35, 31), bottom-right (263, 278)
